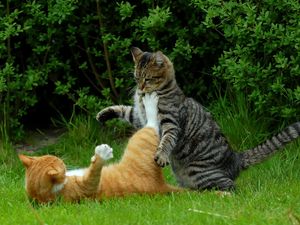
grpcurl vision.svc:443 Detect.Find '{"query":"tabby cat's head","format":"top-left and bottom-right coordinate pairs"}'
top-left (131, 47), bottom-right (175, 93)
top-left (19, 154), bottom-right (66, 203)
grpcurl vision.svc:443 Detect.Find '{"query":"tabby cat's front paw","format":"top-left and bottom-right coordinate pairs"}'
top-left (95, 144), bottom-right (114, 160)
top-left (154, 150), bottom-right (169, 167)
top-left (96, 108), bottom-right (117, 123)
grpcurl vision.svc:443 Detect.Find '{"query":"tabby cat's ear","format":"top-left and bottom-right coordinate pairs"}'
top-left (155, 51), bottom-right (164, 67)
top-left (131, 47), bottom-right (143, 63)
top-left (19, 154), bottom-right (34, 168)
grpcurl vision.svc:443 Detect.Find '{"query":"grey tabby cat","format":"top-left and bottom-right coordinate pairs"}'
top-left (97, 47), bottom-right (300, 190)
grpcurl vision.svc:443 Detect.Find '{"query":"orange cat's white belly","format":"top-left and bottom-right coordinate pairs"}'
top-left (66, 169), bottom-right (86, 176)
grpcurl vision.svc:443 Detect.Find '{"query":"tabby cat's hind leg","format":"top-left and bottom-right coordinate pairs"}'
top-left (212, 178), bottom-right (235, 191)
top-left (192, 170), bottom-right (235, 191)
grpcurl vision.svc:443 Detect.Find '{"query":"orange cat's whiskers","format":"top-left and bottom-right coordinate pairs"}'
top-left (51, 178), bottom-right (68, 194)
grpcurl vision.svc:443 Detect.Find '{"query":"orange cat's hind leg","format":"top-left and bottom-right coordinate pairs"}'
top-left (81, 144), bottom-right (113, 196)
top-left (161, 184), bottom-right (184, 194)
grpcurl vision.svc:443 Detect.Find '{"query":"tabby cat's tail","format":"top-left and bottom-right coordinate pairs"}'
top-left (240, 122), bottom-right (300, 169)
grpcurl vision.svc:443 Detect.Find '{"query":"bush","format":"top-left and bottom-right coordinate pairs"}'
top-left (1, 0), bottom-right (299, 140)
top-left (191, 0), bottom-right (300, 123)
top-left (0, 0), bottom-right (222, 140)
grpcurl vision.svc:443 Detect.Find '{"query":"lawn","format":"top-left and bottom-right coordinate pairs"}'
top-left (1, 142), bottom-right (300, 225)
top-left (1, 97), bottom-right (300, 225)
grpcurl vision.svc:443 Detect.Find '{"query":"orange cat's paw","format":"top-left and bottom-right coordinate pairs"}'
top-left (95, 144), bottom-right (113, 160)
top-left (143, 92), bottom-right (159, 131)
top-left (154, 150), bottom-right (169, 167)
top-left (143, 92), bottom-right (158, 107)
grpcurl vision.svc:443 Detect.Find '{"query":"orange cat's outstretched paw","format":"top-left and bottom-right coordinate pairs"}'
top-left (95, 144), bottom-right (113, 160)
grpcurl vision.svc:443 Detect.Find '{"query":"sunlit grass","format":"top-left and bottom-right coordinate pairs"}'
top-left (1, 96), bottom-right (299, 225)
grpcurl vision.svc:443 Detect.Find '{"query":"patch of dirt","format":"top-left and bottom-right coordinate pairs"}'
top-left (15, 129), bottom-right (65, 153)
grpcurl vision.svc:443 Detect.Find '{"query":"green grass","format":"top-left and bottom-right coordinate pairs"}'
top-left (1, 96), bottom-right (300, 225)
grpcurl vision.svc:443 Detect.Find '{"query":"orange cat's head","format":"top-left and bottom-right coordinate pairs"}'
top-left (19, 154), bottom-right (67, 203)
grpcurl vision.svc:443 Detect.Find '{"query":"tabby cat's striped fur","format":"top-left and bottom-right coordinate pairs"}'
top-left (97, 47), bottom-right (300, 190)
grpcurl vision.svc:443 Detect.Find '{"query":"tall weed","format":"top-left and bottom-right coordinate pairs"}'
top-left (209, 92), bottom-right (270, 151)
top-left (43, 115), bottom-right (131, 167)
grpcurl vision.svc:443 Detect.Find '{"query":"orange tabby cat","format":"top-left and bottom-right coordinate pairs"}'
top-left (19, 93), bottom-right (180, 203)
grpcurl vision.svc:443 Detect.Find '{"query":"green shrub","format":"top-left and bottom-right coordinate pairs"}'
top-left (1, 0), bottom-right (299, 140)
top-left (0, 0), bottom-right (222, 140)
top-left (191, 0), bottom-right (300, 123)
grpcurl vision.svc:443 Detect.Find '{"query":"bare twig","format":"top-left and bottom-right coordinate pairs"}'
top-left (96, 0), bottom-right (119, 99)
top-left (72, 47), bottom-right (103, 94)
top-left (85, 49), bottom-right (105, 90)
top-left (188, 208), bottom-right (234, 219)
top-left (25, 194), bottom-right (46, 225)
top-left (42, 41), bottom-right (50, 67)
top-left (6, 0), bottom-right (11, 61)
top-left (5, 0), bottom-right (11, 129)
top-left (288, 209), bottom-right (300, 225)
top-left (85, 49), bottom-right (117, 103)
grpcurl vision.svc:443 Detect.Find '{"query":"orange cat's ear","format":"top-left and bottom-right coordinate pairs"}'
top-left (18, 154), bottom-right (34, 168)
top-left (47, 169), bottom-right (65, 183)
top-left (131, 47), bottom-right (143, 63)
top-left (47, 169), bottom-right (59, 176)
top-left (155, 51), bottom-right (164, 67)
top-left (47, 170), bottom-right (60, 182)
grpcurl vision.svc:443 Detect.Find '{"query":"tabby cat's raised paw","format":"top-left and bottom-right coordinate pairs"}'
top-left (96, 108), bottom-right (118, 123)
top-left (154, 150), bottom-right (169, 167)
top-left (95, 144), bottom-right (113, 160)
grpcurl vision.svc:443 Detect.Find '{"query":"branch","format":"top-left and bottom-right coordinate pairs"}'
top-left (5, 0), bottom-right (11, 119)
top-left (6, 0), bottom-right (11, 62)
top-left (96, 0), bottom-right (119, 99)
top-left (42, 42), bottom-right (50, 66)
top-left (85, 48), bottom-right (105, 90)
top-left (72, 48), bottom-right (103, 94)
top-left (85, 48), bottom-right (118, 103)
